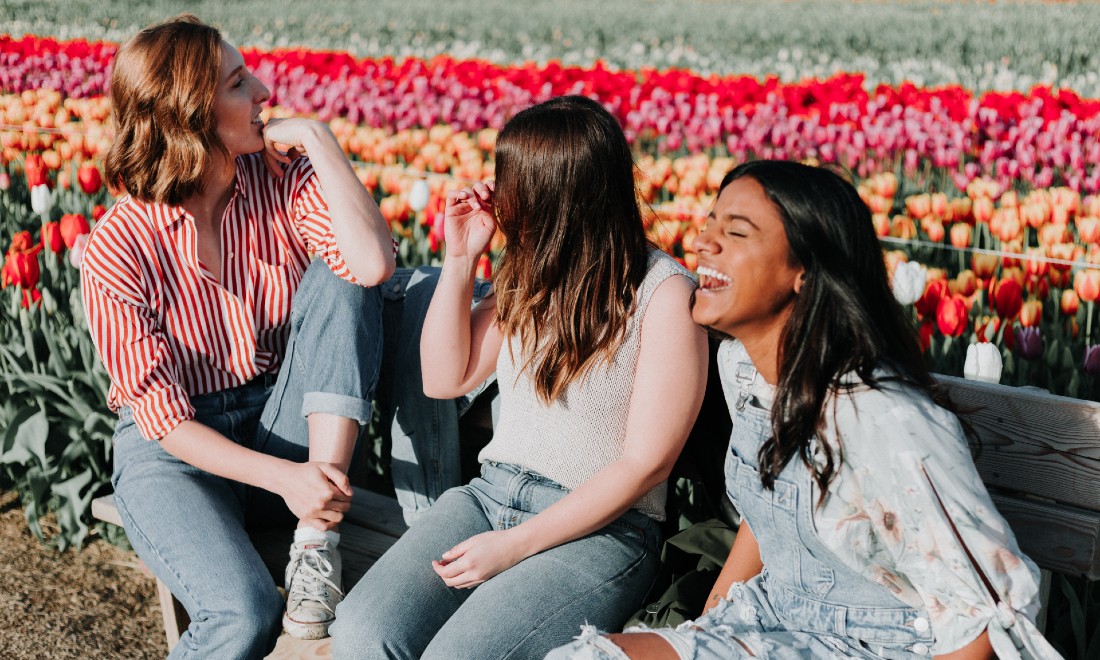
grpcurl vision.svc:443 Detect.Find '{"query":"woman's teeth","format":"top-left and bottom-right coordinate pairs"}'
top-left (697, 266), bottom-right (732, 290)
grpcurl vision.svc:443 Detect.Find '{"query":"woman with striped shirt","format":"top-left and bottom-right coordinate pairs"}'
top-left (81, 15), bottom-right (395, 656)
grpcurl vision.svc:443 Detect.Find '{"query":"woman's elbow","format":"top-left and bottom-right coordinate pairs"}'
top-left (351, 254), bottom-right (395, 288)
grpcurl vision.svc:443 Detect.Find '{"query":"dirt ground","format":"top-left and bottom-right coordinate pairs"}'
top-left (0, 490), bottom-right (166, 659)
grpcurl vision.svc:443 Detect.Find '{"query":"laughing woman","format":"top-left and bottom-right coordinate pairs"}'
top-left (550, 161), bottom-right (1060, 660)
top-left (81, 15), bottom-right (395, 657)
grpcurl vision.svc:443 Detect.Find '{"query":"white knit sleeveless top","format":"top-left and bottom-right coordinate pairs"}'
top-left (478, 250), bottom-right (693, 520)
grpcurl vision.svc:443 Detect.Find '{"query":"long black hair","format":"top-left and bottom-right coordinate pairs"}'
top-left (719, 161), bottom-right (941, 499)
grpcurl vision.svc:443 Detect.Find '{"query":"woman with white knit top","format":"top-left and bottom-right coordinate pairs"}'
top-left (330, 95), bottom-right (709, 659)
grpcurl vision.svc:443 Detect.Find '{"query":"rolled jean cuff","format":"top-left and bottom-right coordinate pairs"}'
top-left (301, 391), bottom-right (373, 425)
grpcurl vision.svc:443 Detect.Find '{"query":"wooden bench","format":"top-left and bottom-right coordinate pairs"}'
top-left (90, 375), bottom-right (1100, 657)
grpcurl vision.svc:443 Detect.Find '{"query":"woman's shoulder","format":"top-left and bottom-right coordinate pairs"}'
top-left (830, 376), bottom-right (969, 463)
top-left (644, 248), bottom-right (695, 283)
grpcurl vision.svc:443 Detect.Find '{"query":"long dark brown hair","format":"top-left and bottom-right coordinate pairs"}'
top-left (104, 14), bottom-right (226, 205)
top-left (492, 96), bottom-right (651, 402)
top-left (719, 161), bottom-right (943, 500)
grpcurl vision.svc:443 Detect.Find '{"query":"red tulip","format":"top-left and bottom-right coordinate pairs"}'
top-left (915, 278), bottom-right (949, 318)
top-left (23, 153), bottom-right (48, 189)
top-left (41, 221), bottom-right (63, 254)
top-left (77, 162), bottom-right (103, 195)
top-left (21, 286), bottom-right (42, 309)
top-left (91, 204), bottom-right (107, 221)
top-left (60, 213), bottom-right (91, 249)
top-left (990, 277), bottom-right (1024, 319)
top-left (936, 294), bottom-right (969, 337)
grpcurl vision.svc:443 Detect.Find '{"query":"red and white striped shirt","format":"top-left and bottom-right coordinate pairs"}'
top-left (82, 154), bottom-right (387, 440)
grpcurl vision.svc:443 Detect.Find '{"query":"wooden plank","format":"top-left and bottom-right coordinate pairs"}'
top-left (91, 494), bottom-right (123, 528)
top-left (991, 493), bottom-right (1100, 580)
top-left (940, 376), bottom-right (1100, 511)
top-left (156, 578), bottom-right (189, 651)
top-left (267, 636), bottom-right (331, 659)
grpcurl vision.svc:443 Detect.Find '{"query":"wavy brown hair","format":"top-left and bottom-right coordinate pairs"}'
top-left (104, 14), bottom-right (225, 205)
top-left (492, 96), bottom-right (651, 403)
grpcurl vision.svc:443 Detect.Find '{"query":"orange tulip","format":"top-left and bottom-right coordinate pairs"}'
top-left (953, 269), bottom-right (978, 297)
top-left (949, 197), bottom-right (973, 224)
top-left (906, 194), bottom-right (932, 219)
top-left (1039, 224), bottom-right (1070, 247)
top-left (890, 215), bottom-right (916, 240)
top-left (975, 315), bottom-right (1001, 343)
top-left (1019, 300), bottom-right (1043, 328)
top-left (949, 223), bottom-right (972, 248)
top-left (1077, 216), bottom-right (1100, 244)
top-left (931, 193), bottom-right (948, 220)
top-left (1023, 247), bottom-right (1049, 278)
top-left (925, 221), bottom-right (945, 243)
top-left (972, 253), bottom-right (998, 280)
top-left (1074, 269), bottom-right (1100, 303)
top-left (871, 172), bottom-right (898, 198)
top-left (972, 197), bottom-right (994, 225)
top-left (872, 213), bottom-right (890, 237)
top-left (1061, 289), bottom-right (1080, 316)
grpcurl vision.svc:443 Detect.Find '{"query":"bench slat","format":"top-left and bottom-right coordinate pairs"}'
top-left (941, 376), bottom-right (1100, 512)
top-left (91, 494), bottom-right (123, 528)
top-left (990, 494), bottom-right (1100, 580)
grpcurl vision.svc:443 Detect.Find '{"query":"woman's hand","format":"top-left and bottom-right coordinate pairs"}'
top-left (275, 461), bottom-right (353, 526)
top-left (431, 529), bottom-right (529, 589)
top-left (260, 118), bottom-right (328, 178)
top-left (443, 182), bottom-right (496, 259)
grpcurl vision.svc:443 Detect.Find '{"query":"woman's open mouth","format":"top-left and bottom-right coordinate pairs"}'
top-left (697, 266), bottom-right (732, 291)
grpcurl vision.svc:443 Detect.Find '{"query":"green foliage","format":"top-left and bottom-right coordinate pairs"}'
top-left (6, 0), bottom-right (1100, 96)
top-left (0, 174), bottom-right (115, 551)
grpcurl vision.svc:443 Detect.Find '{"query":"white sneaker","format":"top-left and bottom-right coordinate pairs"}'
top-left (283, 539), bottom-right (343, 640)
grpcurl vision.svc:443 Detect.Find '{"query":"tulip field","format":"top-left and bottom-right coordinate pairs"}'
top-left (2, 3), bottom-right (1100, 653)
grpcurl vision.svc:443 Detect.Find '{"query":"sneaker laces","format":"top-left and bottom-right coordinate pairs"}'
top-left (288, 546), bottom-right (343, 614)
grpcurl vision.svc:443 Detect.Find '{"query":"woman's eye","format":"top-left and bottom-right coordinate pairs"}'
top-left (232, 77), bottom-right (244, 89)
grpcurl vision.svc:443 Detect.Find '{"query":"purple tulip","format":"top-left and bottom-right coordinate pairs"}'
top-left (1014, 327), bottom-right (1044, 361)
top-left (1085, 345), bottom-right (1100, 377)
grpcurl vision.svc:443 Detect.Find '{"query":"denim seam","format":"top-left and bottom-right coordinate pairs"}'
top-left (499, 536), bottom-right (653, 659)
top-left (113, 490), bottom-right (202, 650)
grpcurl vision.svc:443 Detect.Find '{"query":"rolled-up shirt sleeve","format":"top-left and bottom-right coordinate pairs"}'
top-left (81, 266), bottom-right (193, 441)
top-left (838, 390), bottom-right (1057, 658)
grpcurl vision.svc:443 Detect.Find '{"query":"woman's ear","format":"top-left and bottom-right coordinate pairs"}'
top-left (793, 270), bottom-right (807, 294)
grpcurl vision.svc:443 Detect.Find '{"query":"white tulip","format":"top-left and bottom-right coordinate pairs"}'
top-left (963, 342), bottom-right (1003, 384)
top-left (891, 260), bottom-right (927, 305)
top-left (30, 184), bottom-right (53, 217)
top-left (409, 179), bottom-right (430, 212)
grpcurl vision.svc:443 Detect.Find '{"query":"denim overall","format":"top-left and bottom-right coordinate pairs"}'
top-left (701, 358), bottom-right (938, 659)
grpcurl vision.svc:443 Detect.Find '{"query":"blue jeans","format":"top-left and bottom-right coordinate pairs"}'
top-left (377, 267), bottom-right (496, 525)
top-left (111, 260), bottom-right (383, 659)
top-left (329, 462), bottom-right (662, 660)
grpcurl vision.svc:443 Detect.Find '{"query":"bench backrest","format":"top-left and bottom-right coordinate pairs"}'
top-left (940, 375), bottom-right (1100, 580)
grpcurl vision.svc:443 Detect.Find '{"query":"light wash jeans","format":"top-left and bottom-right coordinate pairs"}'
top-left (329, 461), bottom-right (662, 660)
top-left (111, 260), bottom-right (383, 659)
top-left (377, 267), bottom-right (496, 525)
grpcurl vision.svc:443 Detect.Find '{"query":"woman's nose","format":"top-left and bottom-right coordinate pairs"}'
top-left (693, 222), bottom-right (719, 254)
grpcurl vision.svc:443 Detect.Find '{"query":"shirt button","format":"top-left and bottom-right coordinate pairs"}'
top-left (913, 617), bottom-right (929, 632)
top-left (912, 643), bottom-right (929, 655)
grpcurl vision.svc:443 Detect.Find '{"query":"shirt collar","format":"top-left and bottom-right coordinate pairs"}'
top-left (149, 157), bottom-right (250, 230)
